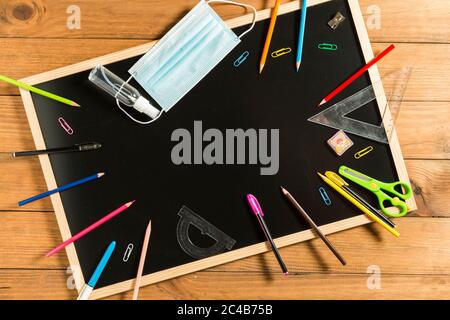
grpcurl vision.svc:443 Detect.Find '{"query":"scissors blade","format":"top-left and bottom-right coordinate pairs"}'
top-left (341, 167), bottom-right (371, 182)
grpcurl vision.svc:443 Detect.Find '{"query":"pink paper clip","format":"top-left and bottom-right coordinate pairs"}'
top-left (58, 117), bottom-right (73, 135)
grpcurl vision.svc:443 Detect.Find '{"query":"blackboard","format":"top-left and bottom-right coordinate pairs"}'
top-left (19, 0), bottom-right (416, 299)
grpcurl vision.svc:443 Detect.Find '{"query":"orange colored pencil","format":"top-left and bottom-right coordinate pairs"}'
top-left (259, 0), bottom-right (281, 74)
top-left (132, 220), bottom-right (152, 300)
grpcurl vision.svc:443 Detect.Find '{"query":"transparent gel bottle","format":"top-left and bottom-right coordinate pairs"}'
top-left (89, 65), bottom-right (160, 119)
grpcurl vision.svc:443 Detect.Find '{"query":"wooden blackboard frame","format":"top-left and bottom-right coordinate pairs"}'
top-left (19, 0), bottom-right (417, 300)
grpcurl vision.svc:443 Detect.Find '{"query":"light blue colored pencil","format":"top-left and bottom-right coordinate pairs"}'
top-left (18, 172), bottom-right (104, 206)
top-left (296, 0), bottom-right (308, 72)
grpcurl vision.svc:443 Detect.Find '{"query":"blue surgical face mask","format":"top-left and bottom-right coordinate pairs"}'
top-left (128, 0), bottom-right (256, 112)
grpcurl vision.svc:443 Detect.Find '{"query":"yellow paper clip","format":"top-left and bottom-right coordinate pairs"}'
top-left (271, 47), bottom-right (292, 58)
top-left (354, 146), bottom-right (374, 159)
top-left (318, 43), bottom-right (338, 51)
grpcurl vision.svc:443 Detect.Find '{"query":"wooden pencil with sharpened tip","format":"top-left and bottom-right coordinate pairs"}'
top-left (317, 172), bottom-right (400, 237)
top-left (45, 201), bottom-right (135, 257)
top-left (295, 0), bottom-right (308, 72)
top-left (0, 74), bottom-right (80, 107)
top-left (259, 0), bottom-right (281, 74)
top-left (280, 186), bottom-right (346, 265)
top-left (317, 44), bottom-right (395, 106)
top-left (132, 220), bottom-right (152, 300)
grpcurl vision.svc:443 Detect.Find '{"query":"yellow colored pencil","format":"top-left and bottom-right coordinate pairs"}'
top-left (317, 172), bottom-right (400, 237)
top-left (132, 220), bottom-right (152, 300)
top-left (0, 74), bottom-right (80, 107)
top-left (259, 0), bottom-right (281, 74)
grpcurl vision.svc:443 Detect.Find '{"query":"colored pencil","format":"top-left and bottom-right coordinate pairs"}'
top-left (12, 142), bottom-right (102, 158)
top-left (132, 220), bottom-right (152, 300)
top-left (317, 172), bottom-right (399, 237)
top-left (247, 194), bottom-right (289, 275)
top-left (259, 0), bottom-right (281, 74)
top-left (318, 44), bottom-right (395, 106)
top-left (0, 74), bottom-right (80, 107)
top-left (295, 0), bottom-right (308, 71)
top-left (77, 241), bottom-right (116, 300)
top-left (325, 171), bottom-right (395, 228)
top-left (18, 172), bottom-right (105, 206)
top-left (280, 186), bottom-right (346, 265)
top-left (46, 201), bottom-right (135, 257)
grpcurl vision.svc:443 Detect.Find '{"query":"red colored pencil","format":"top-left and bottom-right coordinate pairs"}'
top-left (46, 200), bottom-right (135, 257)
top-left (318, 44), bottom-right (395, 106)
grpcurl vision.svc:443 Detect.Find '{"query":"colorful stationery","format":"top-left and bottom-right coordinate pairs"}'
top-left (12, 143), bottom-right (101, 158)
top-left (339, 166), bottom-right (412, 217)
top-left (46, 201), bottom-right (135, 257)
top-left (247, 194), bottom-right (288, 275)
top-left (325, 171), bottom-right (395, 228)
top-left (77, 241), bottom-right (116, 300)
top-left (318, 44), bottom-right (395, 106)
top-left (281, 186), bottom-right (346, 265)
top-left (0, 74), bottom-right (80, 107)
top-left (317, 172), bottom-right (399, 237)
top-left (18, 172), bottom-right (105, 206)
top-left (132, 220), bottom-right (152, 300)
top-left (259, 0), bottom-right (281, 74)
top-left (296, 0), bottom-right (308, 71)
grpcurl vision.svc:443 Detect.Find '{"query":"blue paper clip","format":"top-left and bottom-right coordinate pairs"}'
top-left (319, 187), bottom-right (332, 205)
top-left (234, 51), bottom-right (249, 67)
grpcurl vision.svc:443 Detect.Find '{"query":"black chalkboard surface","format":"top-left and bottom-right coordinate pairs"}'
top-left (20, 0), bottom-right (414, 299)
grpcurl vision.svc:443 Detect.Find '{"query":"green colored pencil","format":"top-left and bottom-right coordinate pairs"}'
top-left (0, 74), bottom-right (80, 107)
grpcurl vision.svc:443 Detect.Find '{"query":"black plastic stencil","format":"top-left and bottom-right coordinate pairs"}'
top-left (176, 205), bottom-right (236, 259)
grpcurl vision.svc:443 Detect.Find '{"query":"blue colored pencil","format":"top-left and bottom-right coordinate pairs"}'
top-left (296, 0), bottom-right (308, 71)
top-left (18, 172), bottom-right (105, 206)
top-left (78, 241), bottom-right (116, 300)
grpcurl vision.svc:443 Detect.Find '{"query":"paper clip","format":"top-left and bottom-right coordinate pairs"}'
top-left (58, 117), bottom-right (73, 135)
top-left (354, 146), bottom-right (374, 159)
top-left (234, 51), bottom-right (249, 67)
top-left (318, 43), bottom-right (338, 51)
top-left (319, 187), bottom-right (332, 205)
top-left (271, 47), bottom-right (292, 58)
top-left (122, 243), bottom-right (134, 262)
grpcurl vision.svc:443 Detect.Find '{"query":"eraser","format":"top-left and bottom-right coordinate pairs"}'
top-left (327, 130), bottom-right (353, 156)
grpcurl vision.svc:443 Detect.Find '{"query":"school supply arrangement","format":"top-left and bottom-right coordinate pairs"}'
top-left (14, 0), bottom-right (416, 300)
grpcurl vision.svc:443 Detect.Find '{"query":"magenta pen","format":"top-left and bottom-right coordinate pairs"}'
top-left (246, 194), bottom-right (289, 275)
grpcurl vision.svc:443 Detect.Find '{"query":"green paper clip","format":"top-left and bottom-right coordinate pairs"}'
top-left (318, 43), bottom-right (338, 51)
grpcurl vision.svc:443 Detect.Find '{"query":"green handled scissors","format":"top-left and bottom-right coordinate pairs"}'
top-left (338, 165), bottom-right (412, 217)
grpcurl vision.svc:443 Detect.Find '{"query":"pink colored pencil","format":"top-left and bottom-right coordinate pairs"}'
top-left (46, 200), bottom-right (135, 257)
top-left (132, 220), bottom-right (152, 300)
top-left (318, 44), bottom-right (395, 106)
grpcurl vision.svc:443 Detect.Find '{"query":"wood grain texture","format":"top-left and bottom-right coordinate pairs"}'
top-left (1, 215), bottom-right (449, 276)
top-left (0, 0), bottom-right (449, 300)
top-left (0, 0), bottom-right (448, 43)
top-left (1, 269), bottom-right (450, 300)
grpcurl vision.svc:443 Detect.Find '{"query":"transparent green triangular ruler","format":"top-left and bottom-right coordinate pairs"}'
top-left (308, 67), bottom-right (411, 144)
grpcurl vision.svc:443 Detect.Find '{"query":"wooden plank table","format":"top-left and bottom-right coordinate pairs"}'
top-left (0, 0), bottom-right (449, 300)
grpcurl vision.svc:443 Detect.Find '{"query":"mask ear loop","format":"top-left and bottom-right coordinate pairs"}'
top-left (206, 0), bottom-right (257, 38)
top-left (114, 74), bottom-right (163, 125)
